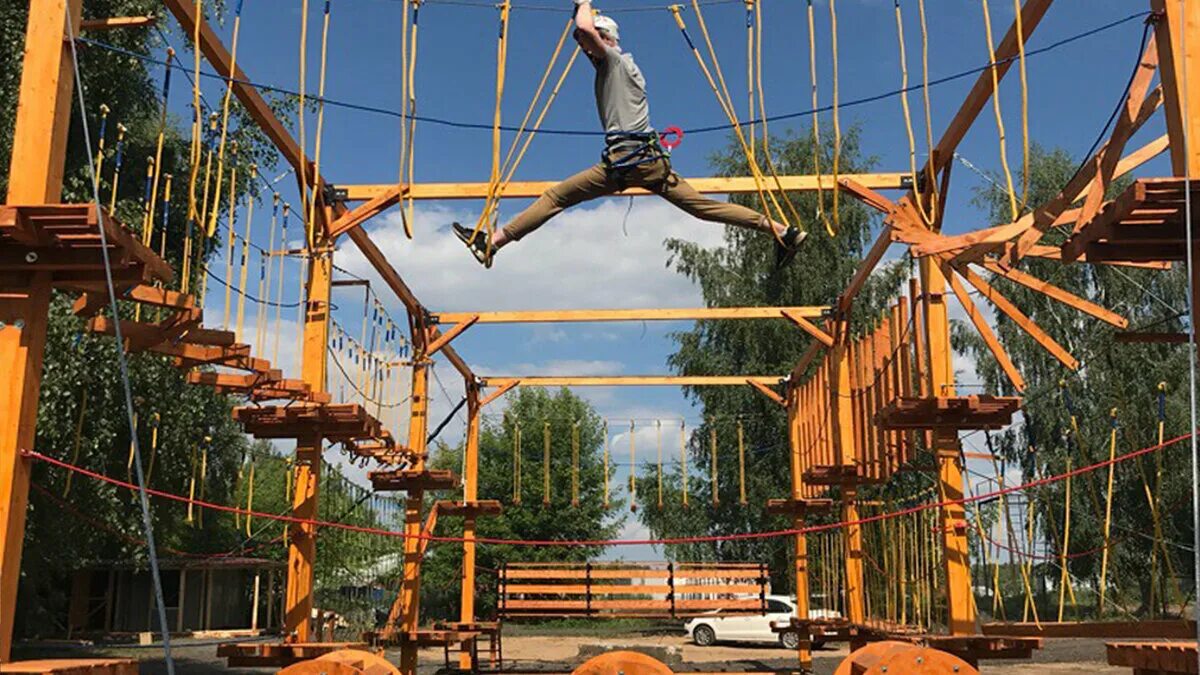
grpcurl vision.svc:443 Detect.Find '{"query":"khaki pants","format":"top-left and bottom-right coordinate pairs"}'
top-left (501, 157), bottom-right (773, 241)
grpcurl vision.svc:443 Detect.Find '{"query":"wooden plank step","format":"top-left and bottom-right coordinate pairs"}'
top-left (875, 396), bottom-right (1021, 430)
top-left (216, 642), bottom-right (366, 668)
top-left (370, 468), bottom-right (459, 492)
top-left (801, 464), bottom-right (888, 486)
top-left (765, 498), bottom-right (835, 516)
top-left (235, 404), bottom-right (384, 440)
top-left (0, 659), bottom-right (138, 675)
top-left (435, 499), bottom-right (503, 517)
top-left (1106, 641), bottom-right (1198, 674)
top-left (984, 620), bottom-right (1196, 640)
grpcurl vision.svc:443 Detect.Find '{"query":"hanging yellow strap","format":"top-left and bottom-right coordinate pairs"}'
top-left (399, 0), bottom-right (421, 238)
top-left (543, 421), bottom-right (551, 507)
top-left (749, 0), bottom-right (802, 230)
top-left (476, 0), bottom-right (513, 248)
top-left (258, 193), bottom-right (280, 351)
top-left (108, 124), bottom-right (127, 215)
top-left (144, 48), bottom-right (174, 249)
top-left (235, 165), bottom-right (257, 343)
top-left (221, 143), bottom-right (240, 330)
top-left (192, 112), bottom-right (219, 298)
top-left (187, 444), bottom-right (198, 524)
top-left (571, 421), bottom-right (581, 507)
top-left (805, 0), bottom-right (832, 236)
top-left (736, 417), bottom-right (747, 505)
top-left (1098, 408), bottom-right (1119, 615)
top-left (1012, 0), bottom-right (1030, 209)
top-left (306, 0), bottom-right (333, 248)
top-left (146, 412), bottom-right (161, 486)
top-left (916, 0), bottom-right (939, 222)
top-left (209, 7), bottom-right (244, 239)
top-left (1057, 454), bottom-right (1073, 622)
top-left (709, 421), bottom-right (718, 506)
top-left (245, 456), bottom-right (257, 537)
top-left (744, 0), bottom-right (756, 162)
top-left (629, 421), bottom-right (637, 511)
top-left (828, 0), bottom-right (842, 234)
top-left (656, 420), bottom-right (664, 510)
top-left (680, 420), bottom-right (688, 508)
top-left (980, 0), bottom-right (1020, 222)
top-left (126, 412), bottom-right (139, 482)
top-left (893, 0), bottom-right (936, 226)
top-left (64, 389), bottom-right (88, 497)
top-left (512, 420), bottom-right (521, 504)
top-left (298, 0), bottom-right (310, 245)
top-left (602, 420), bottom-right (610, 509)
top-left (668, 4), bottom-right (796, 242)
top-left (94, 104), bottom-right (110, 187)
top-left (198, 437), bottom-right (209, 528)
top-left (188, 0), bottom-right (203, 223)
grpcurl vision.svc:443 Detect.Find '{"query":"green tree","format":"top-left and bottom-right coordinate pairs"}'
top-left (953, 143), bottom-right (1193, 618)
top-left (420, 388), bottom-right (625, 620)
top-left (636, 127), bottom-right (907, 591)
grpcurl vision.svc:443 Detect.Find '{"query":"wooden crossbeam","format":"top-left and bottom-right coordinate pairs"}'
top-left (956, 266), bottom-right (1080, 371)
top-left (433, 306), bottom-right (828, 325)
top-left (978, 260), bottom-right (1128, 328)
top-left (343, 174), bottom-right (911, 202)
top-left (79, 15), bottom-right (156, 30)
top-left (482, 375), bottom-right (785, 387)
top-left (328, 185), bottom-right (401, 239)
top-left (747, 379), bottom-right (786, 407)
top-left (943, 265), bottom-right (1026, 392)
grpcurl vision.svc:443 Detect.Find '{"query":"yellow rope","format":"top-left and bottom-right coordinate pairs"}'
top-left (629, 421), bottom-right (637, 511)
top-left (198, 438), bottom-right (208, 528)
top-left (670, 4), bottom-right (794, 243)
top-left (916, 0), bottom-right (939, 223)
top-left (602, 421), bottom-right (609, 509)
top-left (1057, 456), bottom-right (1073, 622)
top-left (187, 444), bottom-right (198, 524)
top-left (474, 0), bottom-right (513, 248)
top-left (709, 421), bottom-right (718, 506)
top-left (273, 204), bottom-right (290, 365)
top-left (745, 0), bottom-right (755, 162)
top-left (656, 420), bottom-right (664, 510)
top-left (188, 0), bottom-right (203, 224)
top-left (245, 456), bottom-right (256, 536)
top-left (235, 165), bottom-right (257, 343)
top-left (1098, 408), bottom-right (1118, 614)
top-left (736, 417), bottom-right (747, 505)
top-left (680, 420), bottom-right (688, 508)
top-left (144, 48), bottom-right (174, 249)
top-left (806, 0), bottom-right (833, 236)
top-left (221, 143), bottom-right (239, 330)
top-left (513, 422), bottom-right (522, 504)
top-left (208, 10), bottom-right (243, 238)
top-left (94, 104), bottom-right (109, 187)
top-left (398, 0), bottom-right (412, 237)
top-left (572, 421), bottom-right (581, 507)
top-left (399, 0), bottom-right (421, 238)
top-left (146, 414), bottom-right (159, 486)
top-left (258, 193), bottom-right (280, 351)
top-left (543, 420), bottom-right (551, 507)
top-left (894, 0), bottom-right (935, 226)
top-left (829, 0), bottom-right (841, 234)
top-left (298, 0), bottom-right (310, 246)
top-left (191, 113), bottom-right (218, 298)
top-left (107, 123), bottom-right (126, 215)
top-left (306, 0), bottom-right (332, 247)
top-left (126, 412), bottom-right (139, 482)
top-left (63, 389), bottom-right (88, 497)
top-left (1013, 0), bottom-right (1030, 209)
top-left (748, 0), bottom-right (803, 230)
top-left (980, 0), bottom-right (1020, 221)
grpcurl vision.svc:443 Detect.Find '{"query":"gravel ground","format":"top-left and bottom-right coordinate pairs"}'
top-left (12, 634), bottom-right (1128, 675)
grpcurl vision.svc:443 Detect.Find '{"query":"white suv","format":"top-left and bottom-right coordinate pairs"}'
top-left (683, 595), bottom-right (838, 650)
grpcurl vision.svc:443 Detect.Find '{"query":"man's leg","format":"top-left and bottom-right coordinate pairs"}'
top-left (650, 166), bottom-right (787, 236)
top-left (494, 163), bottom-right (615, 249)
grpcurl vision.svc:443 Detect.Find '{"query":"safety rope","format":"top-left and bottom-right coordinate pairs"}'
top-left (94, 104), bottom-right (110, 187)
top-left (512, 420), bottom-right (522, 504)
top-left (107, 123), bottom-right (127, 214)
top-left (1012, 0), bottom-right (1031, 210)
top-left (298, 0), bottom-right (310, 245)
top-left (828, 0), bottom-right (841, 234)
top-left (126, 412), bottom-right (140, 482)
top-left (572, 421), bottom-right (581, 508)
top-left (680, 421), bottom-right (688, 507)
top-left (306, 0), bottom-right (333, 247)
top-left (475, 0), bottom-right (513, 252)
top-left (1098, 408), bottom-right (1119, 614)
top-left (736, 417), bottom-right (747, 505)
top-left (656, 420), bottom-right (664, 510)
top-left (805, 0), bottom-right (832, 236)
top-left (543, 420), bottom-right (551, 507)
top-left (191, 113), bottom-right (217, 298)
top-left (746, 0), bottom-right (803, 231)
top-left (235, 165), bottom-right (257, 342)
top-left (63, 388), bottom-right (88, 497)
top-left (980, 0), bottom-right (1020, 222)
top-left (245, 456), bottom-right (256, 537)
top-left (187, 0), bottom-right (203, 225)
top-left (1057, 454), bottom-right (1074, 621)
top-left (629, 421), bottom-right (637, 511)
top-left (208, 0), bottom-right (244, 239)
top-left (399, 0), bottom-right (421, 238)
top-left (916, 0), bottom-right (940, 224)
top-left (143, 49), bottom-right (174, 250)
top-left (602, 420), bottom-right (610, 509)
top-left (709, 421), bottom-right (718, 506)
top-left (221, 143), bottom-right (239, 330)
top-left (894, 0), bottom-right (934, 226)
top-left (257, 194), bottom-right (280, 351)
top-left (984, 431), bottom-right (1039, 624)
top-left (273, 204), bottom-right (290, 364)
top-left (669, 3), bottom-right (794, 244)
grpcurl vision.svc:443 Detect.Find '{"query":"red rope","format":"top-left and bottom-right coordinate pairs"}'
top-left (23, 430), bottom-right (1193, 548)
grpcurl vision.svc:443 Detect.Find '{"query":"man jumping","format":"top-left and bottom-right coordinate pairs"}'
top-left (453, 0), bottom-right (806, 268)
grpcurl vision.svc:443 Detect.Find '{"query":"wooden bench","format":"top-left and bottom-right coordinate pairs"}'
top-left (498, 561), bottom-right (769, 619)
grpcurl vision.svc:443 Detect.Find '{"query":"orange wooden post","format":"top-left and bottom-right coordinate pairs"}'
top-left (830, 316), bottom-right (865, 624)
top-left (399, 351), bottom-right (431, 675)
top-left (458, 384), bottom-right (481, 669)
top-left (786, 384), bottom-right (813, 671)
top-left (921, 256), bottom-right (976, 635)
top-left (284, 246), bottom-right (332, 641)
top-left (0, 0), bottom-right (83, 661)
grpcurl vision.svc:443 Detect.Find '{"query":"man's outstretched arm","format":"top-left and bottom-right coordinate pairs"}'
top-left (573, 0), bottom-right (607, 58)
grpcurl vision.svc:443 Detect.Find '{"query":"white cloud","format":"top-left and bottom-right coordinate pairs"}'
top-left (335, 196), bottom-right (727, 313)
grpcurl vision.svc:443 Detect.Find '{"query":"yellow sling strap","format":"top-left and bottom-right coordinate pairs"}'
top-left (543, 420), bottom-right (551, 507)
top-left (736, 417), bottom-right (747, 505)
top-left (980, 0), bottom-right (1020, 221)
top-left (64, 388), bottom-right (88, 497)
top-left (629, 421), bottom-right (637, 511)
top-left (572, 421), bottom-right (581, 507)
top-left (602, 420), bottom-right (610, 509)
top-left (709, 421), bottom-right (718, 506)
top-left (1098, 408), bottom-right (1118, 614)
top-left (680, 420), bottom-right (688, 508)
top-left (656, 420), bottom-right (664, 510)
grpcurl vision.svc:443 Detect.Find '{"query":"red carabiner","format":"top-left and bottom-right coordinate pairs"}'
top-left (659, 125), bottom-right (684, 151)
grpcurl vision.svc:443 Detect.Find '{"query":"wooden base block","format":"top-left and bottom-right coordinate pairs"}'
top-left (765, 498), bottom-right (835, 515)
top-left (875, 396), bottom-right (1021, 430)
top-left (215, 641), bottom-right (367, 668)
top-left (370, 468), bottom-right (460, 492)
top-left (1107, 641), bottom-right (1198, 674)
top-left (0, 660), bottom-right (137, 675)
top-left (436, 500), bottom-right (503, 517)
top-left (983, 620), bottom-right (1197, 640)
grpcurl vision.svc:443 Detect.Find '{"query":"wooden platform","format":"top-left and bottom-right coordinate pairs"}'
top-left (912, 635), bottom-right (1041, 662)
top-left (0, 204), bottom-right (172, 287)
top-left (801, 464), bottom-right (888, 487)
top-left (765, 498), bottom-right (835, 515)
top-left (436, 500), bottom-right (503, 517)
top-left (235, 404), bottom-right (385, 440)
top-left (1062, 178), bottom-right (1200, 263)
top-left (370, 468), bottom-right (460, 492)
top-left (0, 659), bottom-right (137, 675)
top-left (1107, 641), bottom-right (1198, 674)
top-left (983, 620), bottom-right (1197, 639)
top-left (875, 396), bottom-right (1021, 430)
top-left (215, 641), bottom-right (367, 668)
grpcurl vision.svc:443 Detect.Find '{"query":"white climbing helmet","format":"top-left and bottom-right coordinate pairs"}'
top-left (594, 14), bottom-right (620, 42)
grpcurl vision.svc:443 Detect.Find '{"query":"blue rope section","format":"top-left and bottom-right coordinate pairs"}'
top-left (76, 9), bottom-right (1150, 138)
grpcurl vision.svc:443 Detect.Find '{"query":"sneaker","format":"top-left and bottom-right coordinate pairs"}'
top-left (774, 226), bottom-right (807, 269)
top-left (452, 222), bottom-right (493, 268)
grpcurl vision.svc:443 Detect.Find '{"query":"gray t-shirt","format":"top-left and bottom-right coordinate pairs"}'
top-left (593, 45), bottom-right (652, 150)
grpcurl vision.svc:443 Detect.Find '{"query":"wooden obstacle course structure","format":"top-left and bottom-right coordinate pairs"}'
top-left (1106, 642), bottom-right (1199, 674)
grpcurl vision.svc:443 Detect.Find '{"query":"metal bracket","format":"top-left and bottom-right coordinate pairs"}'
top-left (323, 183), bottom-right (349, 205)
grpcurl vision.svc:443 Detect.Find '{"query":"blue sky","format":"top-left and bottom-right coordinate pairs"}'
top-left (123, 0), bottom-right (1171, 554)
